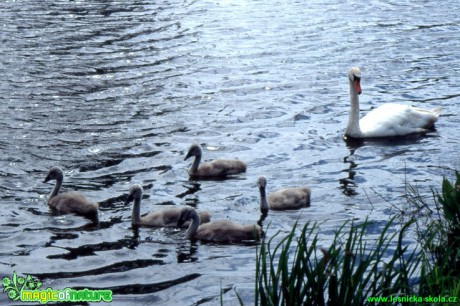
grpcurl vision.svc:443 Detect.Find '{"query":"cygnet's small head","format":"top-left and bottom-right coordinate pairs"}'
top-left (257, 176), bottom-right (267, 189)
top-left (257, 176), bottom-right (269, 213)
top-left (348, 67), bottom-right (362, 95)
top-left (125, 184), bottom-right (143, 204)
top-left (184, 143), bottom-right (203, 160)
top-left (43, 166), bottom-right (64, 183)
top-left (177, 206), bottom-right (196, 227)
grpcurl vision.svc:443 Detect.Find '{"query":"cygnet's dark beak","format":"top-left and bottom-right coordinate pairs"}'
top-left (43, 175), bottom-right (51, 183)
top-left (184, 151), bottom-right (193, 161)
top-left (177, 218), bottom-right (186, 228)
top-left (124, 194), bottom-right (134, 205)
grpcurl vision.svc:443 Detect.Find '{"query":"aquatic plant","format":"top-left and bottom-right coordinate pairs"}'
top-left (253, 218), bottom-right (418, 306)
top-left (437, 171), bottom-right (460, 245)
top-left (417, 171), bottom-right (460, 297)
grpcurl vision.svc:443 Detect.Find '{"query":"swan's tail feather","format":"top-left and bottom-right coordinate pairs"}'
top-left (431, 107), bottom-right (442, 117)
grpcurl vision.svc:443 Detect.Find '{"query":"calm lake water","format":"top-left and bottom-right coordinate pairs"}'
top-left (1, 0), bottom-right (459, 305)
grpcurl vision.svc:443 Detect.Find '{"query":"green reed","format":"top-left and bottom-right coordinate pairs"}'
top-left (254, 216), bottom-right (419, 306)
top-left (417, 171), bottom-right (460, 298)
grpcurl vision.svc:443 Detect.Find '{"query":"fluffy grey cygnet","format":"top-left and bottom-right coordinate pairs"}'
top-left (184, 143), bottom-right (246, 178)
top-left (257, 176), bottom-right (311, 213)
top-left (125, 184), bottom-right (210, 228)
top-left (177, 206), bottom-right (261, 243)
top-left (44, 166), bottom-right (99, 221)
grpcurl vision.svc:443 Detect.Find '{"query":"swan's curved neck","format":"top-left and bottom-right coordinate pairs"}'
top-left (189, 154), bottom-right (201, 175)
top-left (345, 80), bottom-right (362, 137)
top-left (132, 197), bottom-right (142, 225)
top-left (259, 185), bottom-right (269, 213)
top-left (49, 176), bottom-right (63, 200)
top-left (185, 210), bottom-right (201, 239)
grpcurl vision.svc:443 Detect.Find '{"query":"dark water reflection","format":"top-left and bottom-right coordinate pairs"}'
top-left (1, 0), bottom-right (460, 304)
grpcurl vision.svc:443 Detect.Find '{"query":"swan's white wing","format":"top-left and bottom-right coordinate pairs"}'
top-left (359, 103), bottom-right (440, 137)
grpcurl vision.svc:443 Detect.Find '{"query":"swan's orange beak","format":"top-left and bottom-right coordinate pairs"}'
top-left (354, 79), bottom-right (362, 95)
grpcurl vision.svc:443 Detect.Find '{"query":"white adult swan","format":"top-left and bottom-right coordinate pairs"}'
top-left (257, 176), bottom-right (311, 213)
top-left (184, 143), bottom-right (247, 178)
top-left (125, 184), bottom-right (211, 228)
top-left (345, 67), bottom-right (441, 138)
top-left (43, 166), bottom-right (99, 221)
top-left (177, 207), bottom-right (262, 243)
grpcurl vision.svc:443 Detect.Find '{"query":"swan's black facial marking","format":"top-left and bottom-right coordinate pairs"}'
top-left (353, 74), bottom-right (361, 81)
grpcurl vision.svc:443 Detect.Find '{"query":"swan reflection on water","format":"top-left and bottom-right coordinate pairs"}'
top-left (340, 133), bottom-right (439, 197)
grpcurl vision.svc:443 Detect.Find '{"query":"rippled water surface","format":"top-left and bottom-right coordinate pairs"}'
top-left (1, 0), bottom-right (459, 304)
